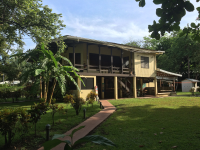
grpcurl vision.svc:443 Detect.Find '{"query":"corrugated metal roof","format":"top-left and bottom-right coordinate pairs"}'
top-left (52, 35), bottom-right (165, 54)
top-left (182, 78), bottom-right (200, 82)
top-left (157, 68), bottom-right (182, 77)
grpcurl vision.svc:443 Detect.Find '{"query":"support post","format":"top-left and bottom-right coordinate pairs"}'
top-left (121, 49), bottom-right (123, 74)
top-left (114, 76), bottom-right (118, 99)
top-left (99, 46), bottom-right (101, 73)
top-left (173, 79), bottom-right (175, 92)
top-left (140, 78), bottom-right (143, 96)
top-left (119, 78), bottom-right (122, 98)
top-left (77, 77), bottom-right (81, 97)
top-left (111, 48), bottom-right (113, 73)
top-left (101, 77), bottom-right (104, 99)
top-left (154, 77), bottom-right (157, 96)
top-left (160, 80), bottom-right (161, 87)
top-left (87, 44), bottom-right (89, 73)
top-left (131, 52), bottom-right (133, 74)
top-left (73, 44), bottom-right (75, 66)
top-left (133, 76), bottom-right (137, 98)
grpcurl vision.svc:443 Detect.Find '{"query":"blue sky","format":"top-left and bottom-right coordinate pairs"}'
top-left (22, 0), bottom-right (199, 51)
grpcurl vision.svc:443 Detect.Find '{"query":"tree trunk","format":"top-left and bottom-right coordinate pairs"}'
top-left (49, 78), bottom-right (57, 104)
top-left (46, 80), bottom-right (49, 102)
top-left (40, 76), bottom-right (42, 98)
top-left (5, 132), bottom-right (7, 146)
top-left (188, 57), bottom-right (190, 78)
top-left (44, 81), bottom-right (47, 102)
top-left (76, 110), bottom-right (79, 115)
top-left (35, 123), bottom-right (36, 136)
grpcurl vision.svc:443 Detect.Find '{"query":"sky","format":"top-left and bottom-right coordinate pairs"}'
top-left (22, 0), bottom-right (199, 51)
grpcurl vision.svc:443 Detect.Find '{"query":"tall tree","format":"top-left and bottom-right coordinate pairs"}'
top-left (135, 0), bottom-right (200, 42)
top-left (0, 0), bottom-right (66, 55)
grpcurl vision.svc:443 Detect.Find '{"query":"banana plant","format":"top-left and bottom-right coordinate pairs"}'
top-left (42, 126), bottom-right (116, 150)
top-left (11, 43), bottom-right (84, 104)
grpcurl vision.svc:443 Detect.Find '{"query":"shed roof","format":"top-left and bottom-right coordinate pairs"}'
top-left (157, 68), bottom-right (182, 77)
top-left (182, 78), bottom-right (200, 83)
top-left (52, 35), bottom-right (165, 54)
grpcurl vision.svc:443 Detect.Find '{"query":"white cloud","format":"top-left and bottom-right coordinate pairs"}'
top-left (62, 13), bottom-right (149, 43)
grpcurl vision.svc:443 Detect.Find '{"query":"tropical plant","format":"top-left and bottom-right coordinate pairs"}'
top-left (42, 126), bottom-right (116, 150)
top-left (49, 104), bottom-right (64, 125)
top-left (86, 91), bottom-right (97, 107)
top-left (63, 94), bottom-right (74, 104)
top-left (0, 107), bottom-right (30, 147)
top-left (28, 102), bottom-right (49, 136)
top-left (51, 98), bottom-right (56, 104)
top-left (71, 97), bottom-right (85, 115)
top-left (14, 43), bottom-right (84, 104)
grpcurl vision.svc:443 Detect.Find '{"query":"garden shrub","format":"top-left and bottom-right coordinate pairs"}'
top-left (63, 94), bottom-right (85, 115)
top-left (0, 107), bottom-right (30, 146)
top-left (49, 104), bottom-right (64, 125)
top-left (28, 102), bottom-right (49, 136)
top-left (86, 91), bottom-right (97, 107)
top-left (51, 98), bottom-right (56, 104)
top-left (71, 97), bottom-right (85, 115)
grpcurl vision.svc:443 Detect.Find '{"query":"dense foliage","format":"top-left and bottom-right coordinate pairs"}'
top-left (135, 0), bottom-right (200, 42)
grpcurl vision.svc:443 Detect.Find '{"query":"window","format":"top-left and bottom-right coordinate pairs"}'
top-left (141, 56), bottom-right (149, 68)
top-left (89, 53), bottom-right (99, 66)
top-left (123, 57), bottom-right (129, 68)
top-left (101, 55), bottom-right (111, 66)
top-left (69, 53), bottom-right (81, 65)
top-left (81, 78), bottom-right (94, 89)
top-left (113, 56), bottom-right (121, 67)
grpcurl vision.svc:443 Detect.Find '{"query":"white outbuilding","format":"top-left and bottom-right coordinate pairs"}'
top-left (181, 78), bottom-right (200, 92)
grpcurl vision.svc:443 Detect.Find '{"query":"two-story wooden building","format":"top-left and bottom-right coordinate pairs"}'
top-left (50, 35), bottom-right (181, 100)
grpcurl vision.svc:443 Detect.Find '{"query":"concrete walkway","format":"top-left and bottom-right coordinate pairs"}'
top-left (38, 100), bottom-right (116, 150)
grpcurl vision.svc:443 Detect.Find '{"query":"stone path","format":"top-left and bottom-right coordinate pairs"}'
top-left (38, 100), bottom-right (116, 150)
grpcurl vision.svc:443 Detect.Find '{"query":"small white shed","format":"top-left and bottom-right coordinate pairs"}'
top-left (181, 79), bottom-right (200, 92)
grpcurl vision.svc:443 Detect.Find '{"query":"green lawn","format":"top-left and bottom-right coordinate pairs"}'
top-left (0, 101), bottom-right (101, 150)
top-left (79, 97), bottom-right (200, 150)
top-left (177, 91), bottom-right (200, 95)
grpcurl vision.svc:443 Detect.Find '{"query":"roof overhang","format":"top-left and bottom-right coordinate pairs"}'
top-left (52, 35), bottom-right (165, 54)
top-left (157, 68), bottom-right (182, 77)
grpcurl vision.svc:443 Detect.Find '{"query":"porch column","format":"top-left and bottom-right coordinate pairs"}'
top-left (77, 77), bottom-right (81, 97)
top-left (140, 78), bottom-right (143, 96)
top-left (133, 76), bottom-right (137, 98)
top-left (111, 48), bottom-right (113, 73)
top-left (154, 77), bottom-right (157, 96)
top-left (114, 76), bottom-right (118, 99)
top-left (87, 44), bottom-right (89, 72)
top-left (119, 78), bottom-right (122, 98)
top-left (73, 45), bottom-right (75, 66)
top-left (99, 46), bottom-right (101, 73)
top-left (101, 77), bottom-right (104, 99)
top-left (121, 49), bottom-right (123, 74)
top-left (173, 79), bottom-right (175, 92)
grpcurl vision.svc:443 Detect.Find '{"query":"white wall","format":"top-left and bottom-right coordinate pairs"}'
top-left (182, 80), bottom-right (193, 92)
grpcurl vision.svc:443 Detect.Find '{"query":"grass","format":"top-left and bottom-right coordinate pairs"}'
top-left (0, 100), bottom-right (101, 150)
top-left (78, 97), bottom-right (200, 150)
top-left (177, 92), bottom-right (200, 95)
